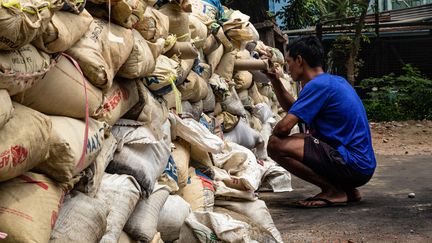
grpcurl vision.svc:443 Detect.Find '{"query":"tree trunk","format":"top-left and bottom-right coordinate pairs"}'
top-left (346, 0), bottom-right (370, 85)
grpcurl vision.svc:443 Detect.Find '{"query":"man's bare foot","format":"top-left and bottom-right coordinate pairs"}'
top-left (297, 189), bottom-right (348, 207)
top-left (345, 188), bottom-right (362, 202)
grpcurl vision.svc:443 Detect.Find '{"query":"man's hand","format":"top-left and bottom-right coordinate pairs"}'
top-left (265, 64), bottom-right (284, 81)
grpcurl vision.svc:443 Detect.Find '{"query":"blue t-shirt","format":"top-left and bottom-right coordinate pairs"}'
top-left (289, 73), bottom-right (376, 175)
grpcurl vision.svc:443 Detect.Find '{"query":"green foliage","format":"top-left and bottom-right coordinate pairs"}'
top-left (327, 34), bottom-right (369, 79)
top-left (359, 65), bottom-right (432, 121)
top-left (276, 0), bottom-right (322, 30)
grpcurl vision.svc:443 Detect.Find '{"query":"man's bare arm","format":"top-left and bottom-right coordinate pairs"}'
top-left (266, 66), bottom-right (296, 112)
top-left (272, 114), bottom-right (300, 137)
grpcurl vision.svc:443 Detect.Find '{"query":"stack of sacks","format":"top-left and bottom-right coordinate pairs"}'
top-left (0, 0), bottom-right (297, 242)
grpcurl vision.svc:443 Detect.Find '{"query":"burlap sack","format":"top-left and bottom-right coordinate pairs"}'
top-left (249, 82), bottom-right (266, 105)
top-left (218, 111), bottom-right (239, 132)
top-left (109, 120), bottom-right (171, 197)
top-left (234, 71), bottom-right (253, 91)
top-left (118, 232), bottom-right (137, 243)
top-left (0, 89), bottom-right (13, 129)
top-left (111, 0), bottom-right (147, 28)
top-left (32, 10), bottom-right (93, 54)
top-left (178, 71), bottom-right (208, 102)
top-left (125, 187), bottom-right (170, 242)
top-left (215, 200), bottom-right (283, 243)
top-left (124, 81), bottom-right (169, 139)
top-left (144, 55), bottom-right (181, 95)
top-left (0, 44), bottom-right (53, 95)
top-left (237, 89), bottom-right (253, 109)
top-left (97, 173), bottom-right (141, 243)
top-left (179, 167), bottom-right (215, 212)
top-left (171, 139), bottom-right (191, 189)
top-left (66, 18), bottom-right (134, 90)
top-left (0, 172), bottom-right (64, 243)
top-left (165, 41), bottom-right (199, 59)
top-left (74, 134), bottom-right (117, 197)
top-left (178, 58), bottom-right (195, 84)
top-left (159, 3), bottom-right (191, 41)
top-left (206, 44), bottom-right (223, 73)
top-left (188, 15), bottom-right (207, 49)
top-left (34, 117), bottom-right (106, 184)
top-left (49, 191), bottom-right (109, 243)
top-left (202, 84), bottom-right (216, 112)
top-left (224, 117), bottom-right (264, 150)
top-left (0, 0), bottom-right (52, 50)
top-left (118, 30), bottom-right (156, 79)
top-left (157, 195), bottom-right (192, 242)
top-left (157, 155), bottom-right (179, 193)
top-left (221, 86), bottom-right (247, 117)
top-left (215, 49), bottom-right (237, 80)
top-left (203, 34), bottom-right (219, 55)
top-left (13, 55), bottom-right (104, 119)
top-left (135, 7), bottom-right (169, 42)
top-left (99, 79), bottom-right (140, 125)
top-left (190, 0), bottom-right (218, 22)
top-left (0, 103), bottom-right (51, 182)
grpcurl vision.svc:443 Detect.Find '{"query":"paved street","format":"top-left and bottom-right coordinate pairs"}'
top-left (262, 155), bottom-right (432, 242)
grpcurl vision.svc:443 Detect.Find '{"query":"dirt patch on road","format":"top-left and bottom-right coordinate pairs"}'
top-left (371, 120), bottom-right (432, 156)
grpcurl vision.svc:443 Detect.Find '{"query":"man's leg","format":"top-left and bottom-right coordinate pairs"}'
top-left (267, 134), bottom-right (347, 206)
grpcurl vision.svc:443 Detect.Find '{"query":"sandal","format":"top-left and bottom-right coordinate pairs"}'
top-left (290, 197), bottom-right (348, 208)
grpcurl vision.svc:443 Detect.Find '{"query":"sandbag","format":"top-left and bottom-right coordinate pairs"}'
top-left (189, 15), bottom-right (208, 49)
top-left (190, 145), bottom-right (213, 167)
top-left (144, 55), bottom-right (181, 96)
top-left (159, 3), bottom-right (191, 41)
top-left (100, 79), bottom-right (140, 125)
top-left (157, 195), bottom-right (191, 242)
top-left (172, 139), bottom-right (191, 188)
top-left (190, 0), bottom-right (218, 22)
top-left (165, 41), bottom-right (199, 59)
top-left (260, 158), bottom-right (293, 193)
top-left (249, 114), bottom-right (263, 132)
top-left (251, 70), bottom-right (271, 83)
top-left (118, 30), bottom-right (156, 78)
top-left (0, 0), bottom-right (52, 50)
top-left (178, 70), bottom-right (208, 102)
top-left (224, 117), bottom-right (263, 149)
top-left (178, 210), bottom-right (274, 243)
top-left (221, 86), bottom-right (247, 117)
top-left (218, 111), bottom-right (239, 132)
top-left (109, 120), bottom-right (171, 197)
top-left (203, 34), bottom-right (219, 55)
top-left (258, 83), bottom-right (273, 96)
top-left (237, 89), bottom-right (253, 109)
top-left (0, 103), bottom-right (51, 182)
top-left (215, 200), bottom-right (283, 243)
top-left (130, 81), bottom-right (169, 139)
top-left (202, 84), bottom-right (216, 112)
top-left (124, 187), bottom-right (170, 242)
top-left (174, 115), bottom-right (224, 153)
top-left (253, 102), bottom-right (273, 123)
top-left (135, 7), bottom-right (169, 42)
top-left (158, 155), bottom-right (180, 192)
top-left (0, 89), bottom-right (13, 128)
top-left (215, 51), bottom-right (236, 80)
top-left (208, 73), bottom-right (229, 96)
top-left (211, 141), bottom-right (248, 169)
top-left (178, 58), bottom-right (195, 83)
top-left (66, 18), bottom-right (134, 90)
top-left (0, 172), bottom-right (64, 243)
top-left (49, 191), bottom-right (109, 243)
top-left (234, 71), bottom-right (253, 91)
top-left (13, 55), bottom-right (104, 119)
top-left (234, 59), bottom-right (268, 71)
top-left (215, 49), bottom-right (236, 80)
top-left (74, 135), bottom-right (117, 197)
top-left (179, 167), bottom-right (215, 212)
top-left (118, 232), bottom-right (137, 243)
top-left (34, 116), bottom-right (106, 184)
top-left (0, 44), bottom-right (53, 95)
top-left (249, 82), bottom-right (266, 105)
top-left (206, 44), bottom-right (223, 73)
top-left (32, 10), bottom-right (93, 53)
top-left (111, 0), bottom-right (147, 28)
top-left (96, 173), bottom-right (141, 243)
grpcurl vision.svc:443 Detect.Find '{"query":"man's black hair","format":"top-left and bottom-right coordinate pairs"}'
top-left (286, 36), bottom-right (324, 68)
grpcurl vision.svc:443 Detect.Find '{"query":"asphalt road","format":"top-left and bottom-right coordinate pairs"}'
top-left (261, 155), bottom-right (432, 242)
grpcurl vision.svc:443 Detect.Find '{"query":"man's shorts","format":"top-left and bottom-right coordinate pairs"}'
top-left (303, 136), bottom-right (372, 188)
